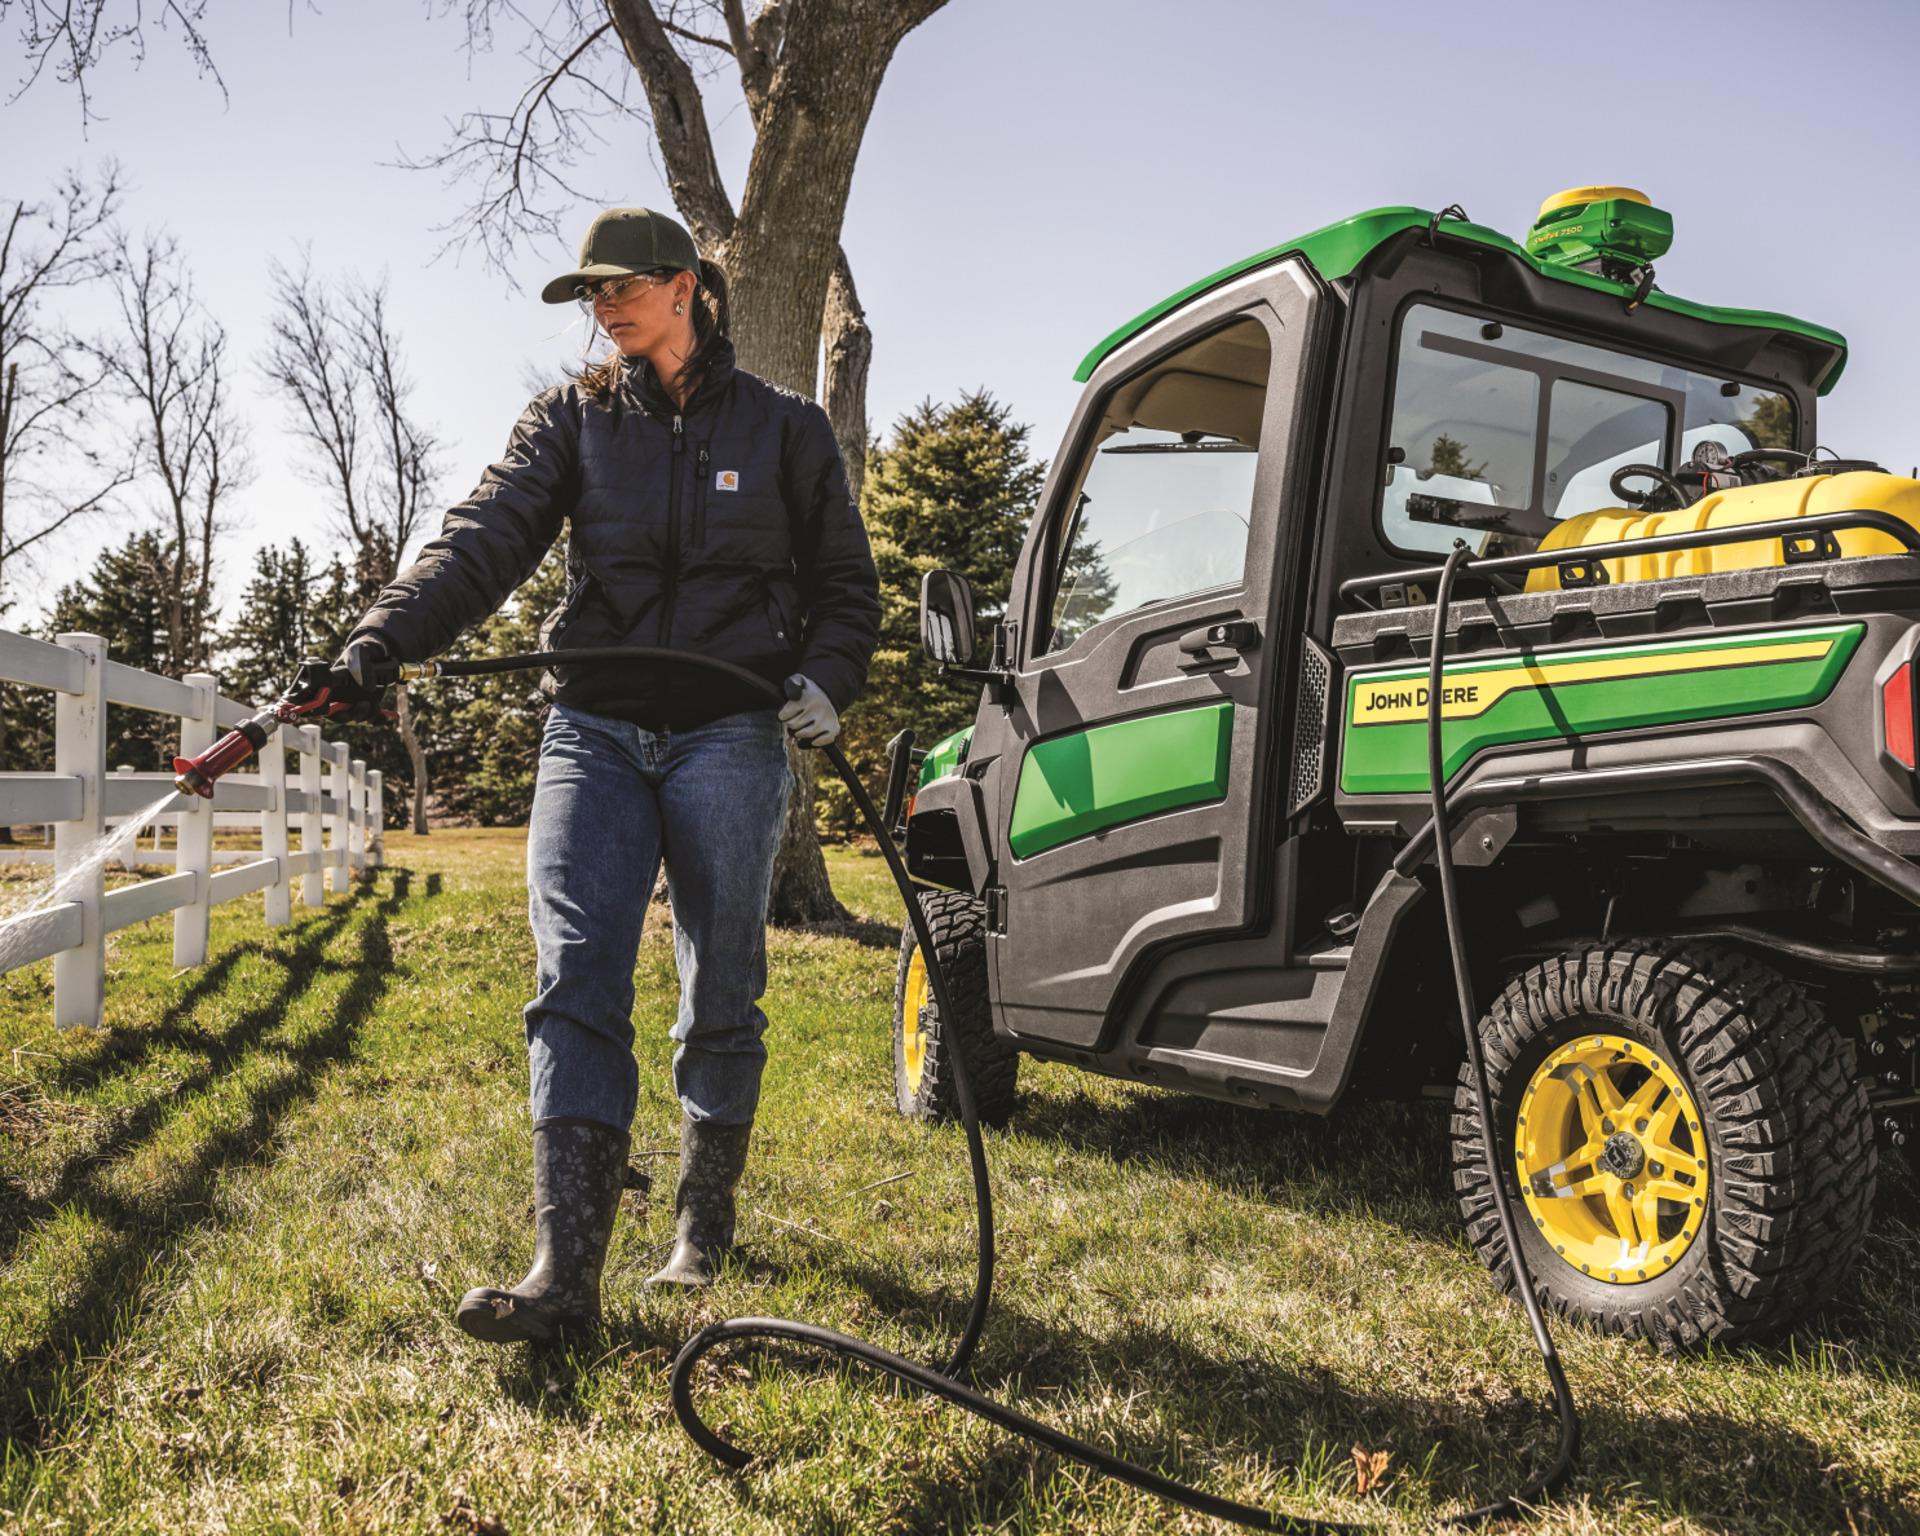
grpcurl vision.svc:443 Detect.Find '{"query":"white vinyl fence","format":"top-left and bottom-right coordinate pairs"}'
top-left (0, 630), bottom-right (383, 1029)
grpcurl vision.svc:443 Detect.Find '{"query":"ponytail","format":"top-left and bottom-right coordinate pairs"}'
top-left (670, 258), bottom-right (731, 398)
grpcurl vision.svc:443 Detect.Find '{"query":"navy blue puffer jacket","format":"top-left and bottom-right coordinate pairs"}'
top-left (349, 339), bottom-right (880, 729)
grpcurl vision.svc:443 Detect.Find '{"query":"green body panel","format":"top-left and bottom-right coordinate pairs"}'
top-left (916, 725), bottom-right (973, 791)
top-left (1009, 702), bottom-right (1233, 859)
top-left (1072, 205), bottom-right (1848, 393)
top-left (1339, 625), bottom-right (1865, 795)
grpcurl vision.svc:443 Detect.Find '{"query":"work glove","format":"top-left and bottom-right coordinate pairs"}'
top-left (338, 635), bottom-right (399, 690)
top-left (275, 639), bottom-right (392, 724)
top-left (779, 674), bottom-right (840, 747)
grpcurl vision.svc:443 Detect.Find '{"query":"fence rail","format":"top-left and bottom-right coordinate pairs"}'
top-left (0, 630), bottom-right (382, 1028)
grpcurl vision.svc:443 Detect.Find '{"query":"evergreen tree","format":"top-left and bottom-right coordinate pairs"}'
top-left (220, 539), bottom-right (321, 704)
top-left (47, 531), bottom-right (186, 771)
top-left (417, 544), bottom-right (568, 825)
top-left (292, 551), bottom-right (416, 811)
top-left (829, 392), bottom-right (1044, 830)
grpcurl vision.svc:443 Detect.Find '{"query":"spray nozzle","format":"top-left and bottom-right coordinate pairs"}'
top-left (169, 652), bottom-right (401, 799)
top-left (172, 709), bottom-right (278, 798)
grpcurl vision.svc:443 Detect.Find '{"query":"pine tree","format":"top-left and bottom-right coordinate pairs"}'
top-left (220, 539), bottom-right (320, 705)
top-left (291, 552), bottom-right (416, 809)
top-left (829, 392), bottom-right (1044, 830)
top-left (47, 531), bottom-right (186, 770)
top-left (417, 544), bottom-right (568, 825)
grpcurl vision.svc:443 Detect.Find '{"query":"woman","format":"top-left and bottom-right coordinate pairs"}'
top-left (332, 206), bottom-right (880, 1342)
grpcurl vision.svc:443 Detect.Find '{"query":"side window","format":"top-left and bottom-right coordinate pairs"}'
top-left (1042, 316), bottom-right (1269, 655)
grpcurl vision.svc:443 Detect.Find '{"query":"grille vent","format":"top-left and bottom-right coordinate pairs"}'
top-left (1288, 636), bottom-right (1335, 817)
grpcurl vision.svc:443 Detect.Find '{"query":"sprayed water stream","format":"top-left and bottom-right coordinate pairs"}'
top-left (0, 789), bottom-right (187, 971)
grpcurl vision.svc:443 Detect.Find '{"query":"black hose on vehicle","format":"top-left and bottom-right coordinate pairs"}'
top-left (1424, 544), bottom-right (1581, 1521)
top-left (401, 641), bottom-right (1578, 1529)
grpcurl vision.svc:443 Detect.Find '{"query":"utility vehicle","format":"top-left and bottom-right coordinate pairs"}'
top-left (884, 186), bottom-right (1920, 1348)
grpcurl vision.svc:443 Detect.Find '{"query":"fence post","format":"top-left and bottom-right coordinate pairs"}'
top-left (348, 758), bottom-right (366, 877)
top-left (298, 725), bottom-right (324, 908)
top-left (52, 633), bottom-right (106, 1030)
top-left (367, 770), bottom-right (384, 869)
top-left (325, 745), bottom-right (347, 895)
top-left (172, 672), bottom-right (217, 967)
top-left (260, 728), bottom-right (291, 928)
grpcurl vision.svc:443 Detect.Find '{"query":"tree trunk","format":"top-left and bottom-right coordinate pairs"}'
top-left (0, 704), bottom-right (10, 843)
top-left (610, 0), bottom-right (945, 927)
top-left (716, 4), bottom-right (905, 401)
top-left (822, 248), bottom-right (872, 508)
top-left (394, 682), bottom-right (431, 835)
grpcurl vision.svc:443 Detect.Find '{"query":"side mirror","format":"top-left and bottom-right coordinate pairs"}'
top-left (920, 569), bottom-right (977, 666)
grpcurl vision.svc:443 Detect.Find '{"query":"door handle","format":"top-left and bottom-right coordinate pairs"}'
top-left (1177, 621), bottom-right (1260, 668)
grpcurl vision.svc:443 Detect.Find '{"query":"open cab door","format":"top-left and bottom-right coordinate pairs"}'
top-left (976, 261), bottom-right (1326, 1055)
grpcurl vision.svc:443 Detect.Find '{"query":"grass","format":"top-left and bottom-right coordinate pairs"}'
top-left (0, 828), bottom-right (1914, 1534)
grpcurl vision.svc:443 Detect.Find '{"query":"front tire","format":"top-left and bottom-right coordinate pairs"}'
top-left (1452, 942), bottom-right (1877, 1348)
top-left (892, 891), bottom-right (1018, 1126)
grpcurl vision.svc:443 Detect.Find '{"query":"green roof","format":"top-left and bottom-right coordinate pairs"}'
top-left (1073, 206), bottom-right (1849, 394)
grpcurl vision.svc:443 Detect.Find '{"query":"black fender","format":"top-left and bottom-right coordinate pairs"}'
top-left (905, 774), bottom-right (994, 895)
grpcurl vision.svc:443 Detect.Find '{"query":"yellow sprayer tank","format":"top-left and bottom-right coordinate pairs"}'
top-left (1524, 471), bottom-right (1920, 592)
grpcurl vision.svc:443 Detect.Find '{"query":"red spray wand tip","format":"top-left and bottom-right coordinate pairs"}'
top-left (172, 708), bottom-right (279, 798)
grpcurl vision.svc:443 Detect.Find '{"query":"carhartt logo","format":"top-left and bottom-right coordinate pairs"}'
top-left (716, 470), bottom-right (740, 492)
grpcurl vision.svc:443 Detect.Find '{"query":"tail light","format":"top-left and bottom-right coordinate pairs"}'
top-left (1882, 660), bottom-right (1915, 770)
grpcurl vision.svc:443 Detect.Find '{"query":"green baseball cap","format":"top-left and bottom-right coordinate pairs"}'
top-left (539, 207), bottom-right (701, 304)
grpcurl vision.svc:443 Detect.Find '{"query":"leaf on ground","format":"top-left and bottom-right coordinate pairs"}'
top-left (1351, 1444), bottom-right (1392, 1496)
top-left (441, 1487), bottom-right (509, 1535)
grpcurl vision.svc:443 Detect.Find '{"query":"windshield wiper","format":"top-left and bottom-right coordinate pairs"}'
top-left (1406, 491), bottom-right (1519, 532)
top-left (1102, 440), bottom-right (1254, 454)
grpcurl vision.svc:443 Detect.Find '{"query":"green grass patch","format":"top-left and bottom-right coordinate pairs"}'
top-left (0, 830), bottom-right (1915, 1533)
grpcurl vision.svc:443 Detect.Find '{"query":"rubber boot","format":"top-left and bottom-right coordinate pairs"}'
top-left (645, 1112), bottom-right (753, 1288)
top-left (455, 1116), bottom-right (630, 1344)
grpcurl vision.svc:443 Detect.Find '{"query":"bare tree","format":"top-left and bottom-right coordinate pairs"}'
top-left (0, 165), bottom-right (131, 834)
top-left (0, 164), bottom-right (133, 621)
top-left (81, 228), bottom-right (248, 673)
top-left (411, 0), bottom-right (944, 921)
top-left (262, 255), bottom-right (443, 833)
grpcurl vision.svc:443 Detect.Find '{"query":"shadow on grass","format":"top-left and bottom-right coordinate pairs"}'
top-left (649, 1250), bottom-right (1913, 1536)
top-left (0, 871), bottom-right (416, 1273)
top-left (28, 868), bottom-right (414, 1104)
top-left (1013, 1082), bottom-right (1462, 1241)
top-left (0, 865), bottom-right (425, 1452)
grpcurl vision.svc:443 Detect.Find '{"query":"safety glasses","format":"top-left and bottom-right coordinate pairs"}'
top-left (573, 270), bottom-right (674, 313)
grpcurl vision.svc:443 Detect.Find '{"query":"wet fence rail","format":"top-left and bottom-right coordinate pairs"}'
top-left (0, 630), bottom-right (381, 1028)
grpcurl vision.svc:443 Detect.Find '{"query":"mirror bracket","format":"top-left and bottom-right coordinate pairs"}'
top-left (943, 623), bottom-right (1015, 700)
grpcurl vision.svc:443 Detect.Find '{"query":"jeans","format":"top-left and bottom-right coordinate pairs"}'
top-left (524, 702), bottom-right (792, 1131)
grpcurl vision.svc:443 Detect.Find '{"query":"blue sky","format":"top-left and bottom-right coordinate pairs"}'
top-left (9, 0), bottom-right (1919, 622)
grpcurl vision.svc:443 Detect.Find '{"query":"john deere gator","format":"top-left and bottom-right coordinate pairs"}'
top-left (884, 186), bottom-right (1920, 1348)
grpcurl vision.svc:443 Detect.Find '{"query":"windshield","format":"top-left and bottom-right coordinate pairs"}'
top-left (1381, 304), bottom-right (1797, 556)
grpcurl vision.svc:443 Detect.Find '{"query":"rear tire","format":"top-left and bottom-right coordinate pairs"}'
top-left (1452, 941), bottom-right (1877, 1348)
top-left (892, 891), bottom-right (1018, 1126)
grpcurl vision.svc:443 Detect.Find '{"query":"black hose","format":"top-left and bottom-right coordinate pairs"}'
top-left (421, 643), bottom-right (1576, 1527)
top-left (1609, 462), bottom-right (1691, 510)
top-left (1424, 545), bottom-right (1581, 1521)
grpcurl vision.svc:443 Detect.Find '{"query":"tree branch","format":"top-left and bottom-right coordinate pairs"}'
top-left (722, 0), bottom-right (771, 118)
top-left (602, 0), bottom-right (736, 249)
top-left (395, 7), bottom-right (638, 272)
top-left (2, 0), bottom-right (228, 130)
top-left (660, 17), bottom-right (730, 52)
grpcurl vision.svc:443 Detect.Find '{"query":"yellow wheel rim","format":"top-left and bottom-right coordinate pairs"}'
top-left (1514, 1032), bottom-right (1709, 1285)
top-left (903, 944), bottom-right (931, 1097)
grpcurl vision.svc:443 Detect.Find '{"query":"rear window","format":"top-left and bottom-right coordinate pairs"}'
top-left (1381, 304), bottom-right (1796, 556)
